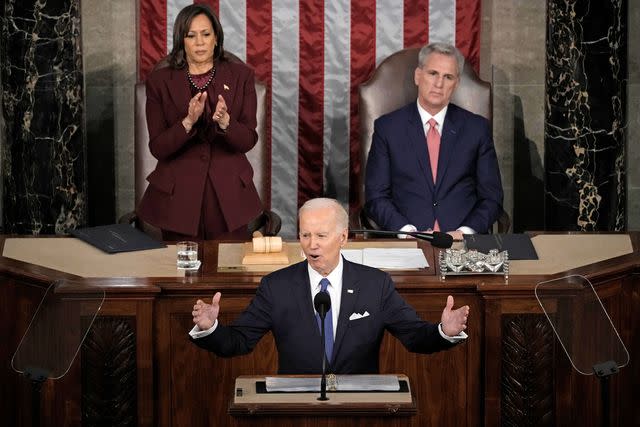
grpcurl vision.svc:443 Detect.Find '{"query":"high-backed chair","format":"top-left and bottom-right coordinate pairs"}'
top-left (121, 53), bottom-right (280, 239)
top-left (357, 47), bottom-right (510, 233)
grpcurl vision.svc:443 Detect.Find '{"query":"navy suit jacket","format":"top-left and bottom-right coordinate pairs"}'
top-left (192, 259), bottom-right (456, 374)
top-left (365, 102), bottom-right (503, 233)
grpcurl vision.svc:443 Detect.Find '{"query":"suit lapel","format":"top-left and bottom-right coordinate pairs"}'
top-left (435, 104), bottom-right (462, 192)
top-left (211, 60), bottom-right (232, 104)
top-left (165, 68), bottom-right (192, 114)
top-left (292, 261), bottom-right (320, 340)
top-left (332, 260), bottom-right (360, 363)
top-left (406, 105), bottom-right (435, 193)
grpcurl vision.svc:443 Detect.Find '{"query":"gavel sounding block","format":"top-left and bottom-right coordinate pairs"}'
top-left (241, 237), bottom-right (289, 265)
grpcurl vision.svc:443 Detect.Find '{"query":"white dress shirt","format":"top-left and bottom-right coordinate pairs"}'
top-left (308, 257), bottom-right (343, 337)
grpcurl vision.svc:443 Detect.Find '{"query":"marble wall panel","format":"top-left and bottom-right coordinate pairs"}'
top-left (627, 2), bottom-right (640, 230)
top-left (1, 0), bottom-right (86, 234)
top-left (0, 65), bottom-right (4, 230)
top-left (544, 0), bottom-right (627, 231)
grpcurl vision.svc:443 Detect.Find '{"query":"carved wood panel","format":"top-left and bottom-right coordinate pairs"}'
top-left (82, 316), bottom-right (137, 426)
top-left (501, 314), bottom-right (554, 427)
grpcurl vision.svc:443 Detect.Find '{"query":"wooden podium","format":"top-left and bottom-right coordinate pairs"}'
top-left (1, 235), bottom-right (639, 426)
top-left (229, 375), bottom-right (416, 426)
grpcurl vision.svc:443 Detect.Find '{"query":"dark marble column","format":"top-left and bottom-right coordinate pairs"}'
top-left (1, 0), bottom-right (86, 235)
top-left (544, 0), bottom-right (627, 231)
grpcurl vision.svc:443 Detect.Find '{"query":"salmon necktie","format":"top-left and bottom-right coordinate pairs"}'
top-left (427, 118), bottom-right (441, 231)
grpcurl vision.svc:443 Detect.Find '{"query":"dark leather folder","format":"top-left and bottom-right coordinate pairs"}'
top-left (70, 224), bottom-right (166, 253)
top-left (463, 234), bottom-right (538, 260)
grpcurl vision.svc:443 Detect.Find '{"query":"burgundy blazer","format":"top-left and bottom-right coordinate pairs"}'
top-left (137, 60), bottom-right (262, 236)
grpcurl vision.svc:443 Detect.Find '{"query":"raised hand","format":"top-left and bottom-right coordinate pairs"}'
top-left (183, 91), bottom-right (208, 132)
top-left (212, 94), bottom-right (229, 129)
top-left (192, 292), bottom-right (221, 331)
top-left (440, 295), bottom-right (469, 337)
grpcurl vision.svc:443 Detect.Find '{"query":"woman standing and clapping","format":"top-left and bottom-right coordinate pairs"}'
top-left (138, 4), bottom-right (262, 240)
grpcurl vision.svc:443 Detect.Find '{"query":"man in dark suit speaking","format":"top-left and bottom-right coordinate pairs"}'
top-left (365, 42), bottom-right (503, 240)
top-left (189, 198), bottom-right (469, 374)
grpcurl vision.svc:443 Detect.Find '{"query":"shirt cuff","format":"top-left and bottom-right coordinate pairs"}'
top-left (457, 226), bottom-right (476, 235)
top-left (438, 322), bottom-right (468, 343)
top-left (397, 224), bottom-right (417, 239)
top-left (189, 319), bottom-right (218, 339)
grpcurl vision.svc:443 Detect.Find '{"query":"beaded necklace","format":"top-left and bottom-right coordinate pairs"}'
top-left (187, 66), bottom-right (216, 91)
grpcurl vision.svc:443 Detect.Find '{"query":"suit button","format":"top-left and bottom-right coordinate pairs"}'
top-left (200, 155), bottom-right (208, 162)
top-left (433, 202), bottom-right (438, 207)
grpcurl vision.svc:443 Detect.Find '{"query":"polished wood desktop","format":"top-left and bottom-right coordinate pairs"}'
top-left (1, 234), bottom-right (638, 427)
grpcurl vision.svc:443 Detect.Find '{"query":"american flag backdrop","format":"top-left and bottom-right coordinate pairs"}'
top-left (139, 0), bottom-right (482, 237)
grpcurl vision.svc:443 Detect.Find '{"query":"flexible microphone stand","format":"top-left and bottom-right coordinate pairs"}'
top-left (318, 316), bottom-right (329, 401)
top-left (350, 229), bottom-right (454, 248)
top-left (314, 291), bottom-right (331, 401)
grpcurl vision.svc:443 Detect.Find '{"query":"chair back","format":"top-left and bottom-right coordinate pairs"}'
top-left (134, 53), bottom-right (268, 207)
top-left (358, 47), bottom-right (491, 210)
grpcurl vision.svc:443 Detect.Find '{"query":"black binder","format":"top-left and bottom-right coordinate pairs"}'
top-left (463, 233), bottom-right (538, 260)
top-left (70, 224), bottom-right (166, 254)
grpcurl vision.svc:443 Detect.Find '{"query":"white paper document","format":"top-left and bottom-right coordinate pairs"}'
top-left (341, 248), bottom-right (428, 269)
top-left (265, 374), bottom-right (400, 392)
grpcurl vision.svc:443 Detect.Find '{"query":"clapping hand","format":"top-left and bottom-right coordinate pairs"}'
top-left (192, 292), bottom-right (222, 331)
top-left (440, 295), bottom-right (469, 337)
top-left (212, 95), bottom-right (229, 129)
top-left (183, 92), bottom-right (208, 132)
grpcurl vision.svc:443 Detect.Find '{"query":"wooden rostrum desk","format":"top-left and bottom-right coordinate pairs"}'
top-left (1, 234), bottom-right (638, 427)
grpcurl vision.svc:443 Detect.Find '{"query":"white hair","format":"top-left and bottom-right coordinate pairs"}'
top-left (299, 198), bottom-right (349, 231)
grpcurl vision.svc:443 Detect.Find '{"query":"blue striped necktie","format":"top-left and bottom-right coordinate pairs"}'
top-left (316, 278), bottom-right (334, 362)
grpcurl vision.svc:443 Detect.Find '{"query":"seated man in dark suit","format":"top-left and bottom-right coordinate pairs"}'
top-left (365, 42), bottom-right (504, 240)
top-left (189, 197), bottom-right (469, 374)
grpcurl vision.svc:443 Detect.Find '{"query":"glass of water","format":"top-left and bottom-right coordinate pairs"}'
top-left (176, 241), bottom-right (201, 270)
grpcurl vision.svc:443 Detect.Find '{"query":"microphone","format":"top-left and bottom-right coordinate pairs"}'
top-left (314, 291), bottom-right (331, 319)
top-left (350, 229), bottom-right (454, 248)
top-left (313, 291), bottom-right (331, 401)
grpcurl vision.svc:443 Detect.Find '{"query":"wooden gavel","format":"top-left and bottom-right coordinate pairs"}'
top-left (252, 231), bottom-right (283, 253)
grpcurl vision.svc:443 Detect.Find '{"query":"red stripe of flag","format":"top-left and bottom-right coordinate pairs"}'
top-left (139, 0), bottom-right (167, 79)
top-left (246, 2), bottom-right (273, 208)
top-left (349, 0), bottom-right (377, 214)
top-left (403, 0), bottom-right (430, 48)
top-left (298, 0), bottom-right (325, 208)
top-left (456, 0), bottom-right (481, 72)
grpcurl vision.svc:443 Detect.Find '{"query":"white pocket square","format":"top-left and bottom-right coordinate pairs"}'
top-left (349, 311), bottom-right (370, 321)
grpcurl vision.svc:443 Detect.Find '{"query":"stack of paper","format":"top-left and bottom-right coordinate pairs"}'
top-left (341, 248), bottom-right (428, 269)
top-left (265, 375), bottom-right (400, 392)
